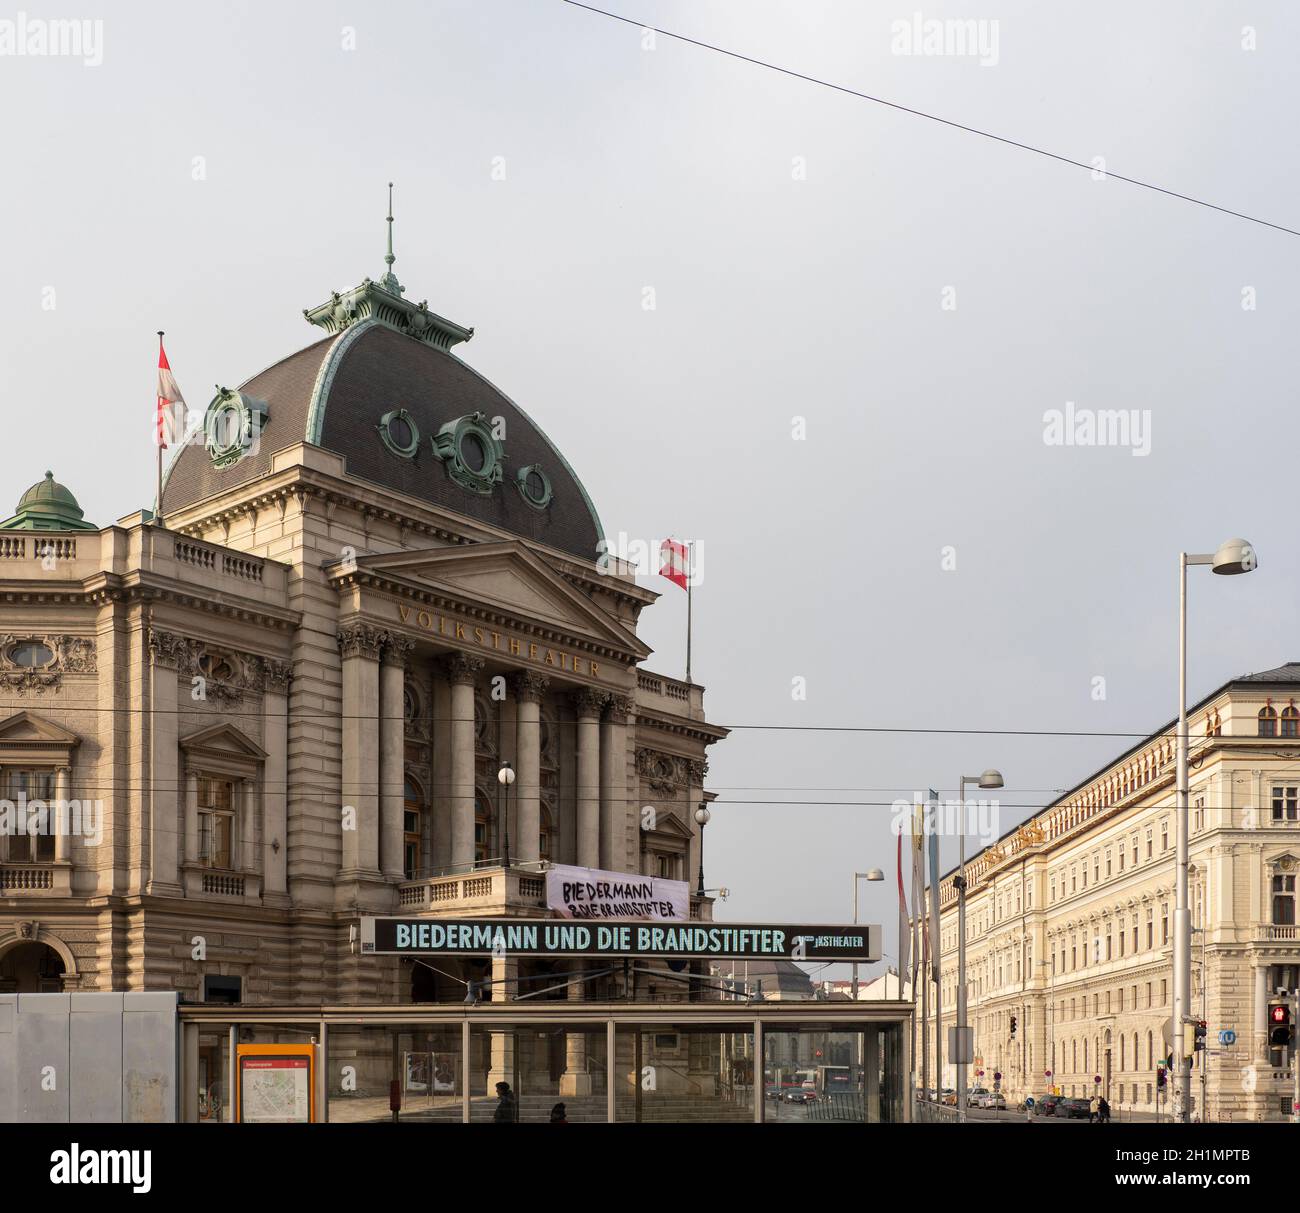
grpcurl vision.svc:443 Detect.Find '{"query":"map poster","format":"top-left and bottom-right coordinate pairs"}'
top-left (237, 1050), bottom-right (313, 1123)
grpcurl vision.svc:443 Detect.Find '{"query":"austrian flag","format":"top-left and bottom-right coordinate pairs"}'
top-left (659, 538), bottom-right (690, 590)
top-left (155, 336), bottom-right (186, 448)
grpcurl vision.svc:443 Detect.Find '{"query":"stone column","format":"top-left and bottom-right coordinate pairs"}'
top-left (261, 658), bottom-right (291, 898)
top-left (380, 635), bottom-right (413, 881)
top-left (512, 672), bottom-right (548, 866)
top-left (574, 690), bottom-right (604, 870)
top-left (145, 627), bottom-right (183, 895)
top-left (560, 960), bottom-right (593, 1097)
top-left (447, 654), bottom-right (484, 870)
top-left (54, 765), bottom-right (71, 862)
top-left (487, 954), bottom-right (519, 1093)
top-left (1255, 963), bottom-right (1268, 1061)
top-left (338, 623), bottom-right (384, 875)
top-left (600, 694), bottom-right (632, 871)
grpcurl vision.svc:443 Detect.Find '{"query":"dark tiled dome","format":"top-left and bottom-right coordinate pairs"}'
top-left (161, 323), bottom-right (604, 561)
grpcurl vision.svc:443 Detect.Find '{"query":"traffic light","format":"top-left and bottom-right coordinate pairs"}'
top-left (1194, 1021), bottom-right (1207, 1053)
top-left (1269, 999), bottom-right (1293, 1050)
top-left (1009, 1015), bottom-right (1017, 1038)
top-left (1156, 1066), bottom-right (1166, 1090)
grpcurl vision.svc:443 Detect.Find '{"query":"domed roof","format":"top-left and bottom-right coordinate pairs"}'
top-left (162, 226), bottom-right (606, 563)
top-left (0, 471), bottom-right (97, 531)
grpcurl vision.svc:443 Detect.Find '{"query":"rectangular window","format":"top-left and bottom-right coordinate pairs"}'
top-left (1160, 820), bottom-right (1169, 851)
top-left (1071, 869), bottom-right (1077, 894)
top-left (1146, 829), bottom-right (1153, 859)
top-left (1161, 978), bottom-right (1167, 1005)
top-left (1194, 796), bottom-right (1204, 833)
top-left (1146, 981), bottom-right (1152, 1008)
top-left (1106, 850), bottom-right (1112, 877)
top-left (1146, 908), bottom-right (1153, 949)
top-left (1273, 874), bottom-right (1296, 926)
top-left (197, 775), bottom-right (236, 870)
top-left (2, 768), bottom-right (56, 862)
top-left (1273, 786), bottom-right (1299, 822)
top-left (1132, 837), bottom-right (1138, 864)
top-left (1093, 856), bottom-right (1100, 883)
top-left (1132, 919), bottom-right (1138, 951)
top-left (1161, 905), bottom-right (1169, 945)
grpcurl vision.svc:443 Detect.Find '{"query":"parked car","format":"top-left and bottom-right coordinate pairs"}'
top-left (940, 1088), bottom-right (957, 1106)
top-left (1058, 1097), bottom-right (1091, 1119)
top-left (1034, 1093), bottom-right (1062, 1116)
top-left (973, 1091), bottom-right (1007, 1110)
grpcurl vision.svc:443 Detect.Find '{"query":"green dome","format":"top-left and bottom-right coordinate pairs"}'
top-left (0, 471), bottom-right (98, 531)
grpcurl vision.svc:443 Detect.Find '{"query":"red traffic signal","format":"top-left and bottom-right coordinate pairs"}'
top-left (1269, 999), bottom-right (1293, 1048)
top-left (1272, 1004), bottom-right (1290, 1024)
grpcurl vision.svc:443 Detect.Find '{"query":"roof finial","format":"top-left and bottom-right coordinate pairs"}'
top-left (385, 181), bottom-right (395, 271)
top-left (378, 181), bottom-right (405, 296)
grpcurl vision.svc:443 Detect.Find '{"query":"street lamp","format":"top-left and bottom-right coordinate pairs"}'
top-left (1173, 538), bottom-right (1256, 1123)
top-left (694, 803), bottom-right (711, 896)
top-left (851, 869), bottom-right (886, 1000)
top-left (957, 768), bottom-right (1003, 1124)
top-left (497, 761), bottom-right (515, 870)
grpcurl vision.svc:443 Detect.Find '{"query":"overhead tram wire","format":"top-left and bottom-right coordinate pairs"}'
top-left (559, 0), bottom-right (1300, 240)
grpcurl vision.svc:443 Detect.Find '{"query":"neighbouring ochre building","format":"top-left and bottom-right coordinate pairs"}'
top-left (0, 219), bottom-right (743, 1101)
top-left (922, 663), bottom-right (1300, 1121)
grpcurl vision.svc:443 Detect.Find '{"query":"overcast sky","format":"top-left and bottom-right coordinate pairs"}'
top-left (3, 0), bottom-right (1297, 981)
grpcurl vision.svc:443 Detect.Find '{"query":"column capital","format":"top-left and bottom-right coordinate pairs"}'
top-left (147, 627), bottom-right (191, 670)
top-left (572, 687), bottom-right (607, 719)
top-left (511, 670), bottom-right (550, 704)
top-left (604, 693), bottom-right (634, 725)
top-left (381, 632), bottom-right (416, 667)
top-left (444, 652), bottom-right (485, 686)
top-left (259, 656), bottom-right (293, 693)
top-left (337, 622), bottom-right (385, 660)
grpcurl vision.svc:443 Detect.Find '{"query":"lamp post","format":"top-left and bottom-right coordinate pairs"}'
top-left (694, 803), bottom-right (711, 897)
top-left (497, 761), bottom-right (515, 870)
top-left (1173, 538), bottom-right (1256, 1123)
top-left (957, 768), bottom-right (1004, 1124)
top-left (851, 870), bottom-right (885, 1000)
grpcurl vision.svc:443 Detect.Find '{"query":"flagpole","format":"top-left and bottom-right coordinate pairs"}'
top-left (155, 331), bottom-right (165, 529)
top-left (685, 541), bottom-right (693, 684)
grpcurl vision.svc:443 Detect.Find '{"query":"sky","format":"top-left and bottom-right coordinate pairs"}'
top-left (2, 0), bottom-right (1297, 983)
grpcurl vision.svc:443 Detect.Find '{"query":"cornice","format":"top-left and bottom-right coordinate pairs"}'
top-left (633, 707), bottom-right (730, 745)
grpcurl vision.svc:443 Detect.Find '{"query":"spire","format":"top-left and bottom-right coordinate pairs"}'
top-left (379, 181), bottom-right (404, 296)
top-left (302, 186), bottom-right (475, 352)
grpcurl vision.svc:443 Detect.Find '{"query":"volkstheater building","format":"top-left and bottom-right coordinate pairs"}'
top-left (0, 227), bottom-right (908, 1122)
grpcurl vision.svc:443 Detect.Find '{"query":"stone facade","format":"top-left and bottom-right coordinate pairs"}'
top-left (921, 666), bottom-right (1300, 1121)
top-left (0, 411), bottom-right (727, 1025)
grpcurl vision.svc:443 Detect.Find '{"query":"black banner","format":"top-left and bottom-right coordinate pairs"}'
top-left (360, 916), bottom-right (881, 962)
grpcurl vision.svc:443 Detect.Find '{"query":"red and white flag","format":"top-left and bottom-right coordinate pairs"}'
top-left (155, 336), bottom-right (187, 448)
top-left (659, 538), bottom-right (690, 590)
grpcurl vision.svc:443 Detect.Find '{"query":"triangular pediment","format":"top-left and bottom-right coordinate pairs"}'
top-left (0, 710), bottom-right (81, 748)
top-left (179, 722), bottom-right (268, 759)
top-left (345, 541), bottom-right (650, 660)
top-left (646, 809), bottom-right (694, 840)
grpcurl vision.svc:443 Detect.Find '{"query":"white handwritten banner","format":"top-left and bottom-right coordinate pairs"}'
top-left (546, 863), bottom-right (688, 921)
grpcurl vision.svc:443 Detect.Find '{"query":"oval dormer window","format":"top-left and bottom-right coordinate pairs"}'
top-left (378, 409), bottom-right (420, 458)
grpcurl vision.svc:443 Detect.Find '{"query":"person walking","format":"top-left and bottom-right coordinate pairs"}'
top-left (1099, 1095), bottom-right (1111, 1124)
top-left (493, 1081), bottom-right (518, 1123)
top-left (1088, 1094), bottom-right (1100, 1123)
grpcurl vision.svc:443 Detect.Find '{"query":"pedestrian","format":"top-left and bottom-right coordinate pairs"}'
top-left (1099, 1095), bottom-right (1111, 1124)
top-left (1088, 1094), bottom-right (1099, 1123)
top-left (493, 1080), bottom-right (518, 1123)
top-left (549, 1102), bottom-right (568, 1124)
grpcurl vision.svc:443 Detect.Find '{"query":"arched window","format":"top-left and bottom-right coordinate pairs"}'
top-left (1120, 1035), bottom-right (1126, 1071)
top-left (1260, 706), bottom-right (1278, 737)
top-left (1283, 706), bottom-right (1300, 739)
top-left (403, 775), bottom-right (424, 879)
top-left (1147, 1031), bottom-right (1153, 1068)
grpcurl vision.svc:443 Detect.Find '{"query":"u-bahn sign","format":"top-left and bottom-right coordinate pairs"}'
top-left (360, 917), bottom-right (881, 963)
